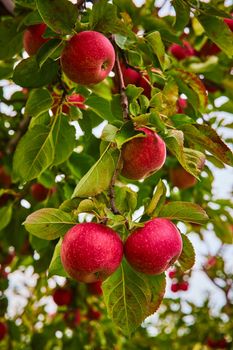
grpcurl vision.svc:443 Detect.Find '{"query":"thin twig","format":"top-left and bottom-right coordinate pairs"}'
top-left (114, 51), bottom-right (130, 122)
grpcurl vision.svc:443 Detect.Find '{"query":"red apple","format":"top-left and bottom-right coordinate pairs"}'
top-left (199, 41), bottom-right (221, 57)
top-left (30, 183), bottom-right (50, 202)
top-left (177, 97), bottom-right (188, 113)
top-left (137, 74), bottom-right (152, 99)
top-left (87, 308), bottom-right (101, 320)
top-left (124, 218), bottom-right (182, 275)
top-left (168, 269), bottom-right (176, 279)
top-left (52, 287), bottom-right (73, 306)
top-left (61, 31), bottom-right (115, 85)
top-left (88, 281), bottom-right (103, 295)
top-left (224, 17), bottom-right (233, 31)
top-left (170, 167), bottom-right (197, 189)
top-left (121, 64), bottom-right (141, 86)
top-left (121, 127), bottom-right (166, 180)
top-left (169, 41), bottom-right (195, 60)
top-left (52, 93), bottom-right (86, 115)
top-left (179, 281), bottom-right (189, 291)
top-left (61, 223), bottom-right (123, 283)
top-left (0, 322), bottom-right (7, 341)
top-left (23, 23), bottom-right (49, 56)
top-left (171, 283), bottom-right (179, 292)
top-left (0, 166), bottom-right (11, 188)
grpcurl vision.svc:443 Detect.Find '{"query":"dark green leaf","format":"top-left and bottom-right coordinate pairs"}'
top-left (0, 20), bottom-right (23, 60)
top-left (159, 202), bottom-right (209, 224)
top-left (172, 0), bottom-right (190, 31)
top-left (25, 88), bottom-right (52, 117)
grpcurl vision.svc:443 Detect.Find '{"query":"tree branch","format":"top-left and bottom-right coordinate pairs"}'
top-left (108, 156), bottom-right (122, 215)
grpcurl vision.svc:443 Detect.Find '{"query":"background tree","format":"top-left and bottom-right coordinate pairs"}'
top-left (0, 0), bottom-right (233, 349)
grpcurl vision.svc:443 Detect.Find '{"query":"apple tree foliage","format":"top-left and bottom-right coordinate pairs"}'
top-left (0, 0), bottom-right (233, 348)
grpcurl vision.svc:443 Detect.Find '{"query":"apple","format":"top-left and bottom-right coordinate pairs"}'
top-left (61, 222), bottom-right (123, 283)
top-left (199, 41), bottom-right (221, 57)
top-left (179, 281), bottom-right (189, 291)
top-left (120, 64), bottom-right (141, 86)
top-left (30, 183), bottom-right (54, 202)
top-left (224, 17), bottom-right (233, 31)
top-left (177, 97), bottom-right (188, 113)
top-left (61, 31), bottom-right (115, 85)
top-left (23, 23), bottom-right (49, 56)
top-left (87, 308), bottom-right (101, 320)
top-left (137, 74), bottom-right (151, 99)
top-left (52, 287), bottom-right (73, 306)
top-left (171, 283), bottom-right (179, 292)
top-left (169, 41), bottom-right (195, 60)
top-left (64, 309), bottom-right (81, 328)
top-left (121, 127), bottom-right (166, 180)
top-left (88, 281), bottom-right (103, 295)
top-left (0, 166), bottom-right (11, 188)
top-left (52, 92), bottom-right (86, 115)
top-left (124, 218), bottom-right (182, 275)
top-left (168, 269), bottom-right (176, 279)
top-left (169, 166), bottom-right (197, 189)
top-left (0, 322), bottom-right (7, 341)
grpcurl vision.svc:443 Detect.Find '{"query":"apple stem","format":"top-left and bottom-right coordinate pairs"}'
top-left (114, 51), bottom-right (130, 121)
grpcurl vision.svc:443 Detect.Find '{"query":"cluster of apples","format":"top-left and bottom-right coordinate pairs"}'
top-left (0, 322), bottom-right (7, 342)
top-left (206, 337), bottom-right (228, 349)
top-left (169, 268), bottom-right (189, 292)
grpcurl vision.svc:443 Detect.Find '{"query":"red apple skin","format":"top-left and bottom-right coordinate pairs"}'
top-left (169, 41), bottom-right (195, 60)
top-left (168, 269), bottom-right (176, 279)
top-left (177, 97), bottom-right (188, 113)
top-left (52, 93), bottom-right (86, 115)
top-left (87, 308), bottom-right (101, 320)
top-left (52, 288), bottom-right (73, 306)
top-left (171, 283), bottom-right (179, 292)
top-left (23, 24), bottom-right (48, 56)
top-left (30, 183), bottom-right (50, 202)
top-left (61, 223), bottom-right (123, 283)
top-left (170, 167), bottom-right (197, 189)
top-left (121, 127), bottom-right (166, 180)
top-left (137, 75), bottom-right (151, 99)
top-left (121, 65), bottom-right (141, 86)
top-left (0, 322), bottom-right (7, 341)
top-left (224, 18), bottom-right (233, 31)
top-left (61, 31), bottom-right (115, 85)
top-left (124, 218), bottom-right (182, 275)
top-left (199, 41), bottom-right (221, 57)
top-left (179, 281), bottom-right (189, 291)
top-left (88, 281), bottom-right (103, 295)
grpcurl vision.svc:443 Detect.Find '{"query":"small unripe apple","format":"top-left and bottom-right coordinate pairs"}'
top-left (23, 23), bottom-right (49, 56)
top-left (169, 41), bottom-right (195, 60)
top-left (121, 127), bottom-right (166, 180)
top-left (0, 322), bottom-right (7, 341)
top-left (52, 93), bottom-right (86, 115)
top-left (52, 287), bottom-right (73, 306)
top-left (30, 183), bottom-right (50, 202)
top-left (169, 167), bottom-right (197, 189)
top-left (88, 281), bottom-right (103, 295)
top-left (0, 166), bottom-right (11, 188)
top-left (61, 31), bottom-right (115, 85)
top-left (61, 223), bottom-right (123, 283)
top-left (124, 218), bottom-right (182, 275)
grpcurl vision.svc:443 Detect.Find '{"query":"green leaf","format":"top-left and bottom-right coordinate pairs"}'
top-left (0, 204), bottom-right (13, 231)
top-left (13, 124), bottom-right (54, 182)
top-left (36, 38), bottom-right (63, 67)
top-left (172, 0), bottom-right (190, 31)
top-left (52, 114), bottom-right (76, 166)
top-left (145, 180), bottom-right (167, 217)
top-left (48, 238), bottom-right (68, 277)
top-left (146, 31), bottom-right (166, 70)
top-left (159, 202), bottom-right (209, 224)
top-left (179, 124), bottom-right (233, 166)
top-left (72, 146), bottom-right (120, 198)
top-left (85, 95), bottom-right (115, 122)
top-left (0, 20), bottom-right (23, 60)
top-left (165, 130), bottom-right (205, 178)
top-left (102, 259), bottom-right (166, 335)
top-left (115, 186), bottom-right (137, 214)
top-left (197, 14), bottom-right (233, 58)
top-left (178, 235), bottom-right (195, 271)
top-left (25, 88), bottom-right (52, 118)
top-left (0, 62), bottom-right (14, 80)
top-left (36, 0), bottom-right (77, 34)
top-left (24, 208), bottom-right (75, 240)
top-left (13, 57), bottom-right (59, 88)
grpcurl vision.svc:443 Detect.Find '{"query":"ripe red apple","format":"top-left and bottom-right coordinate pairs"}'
top-left (30, 183), bottom-right (50, 202)
top-left (121, 64), bottom-right (141, 86)
top-left (64, 309), bottom-right (81, 328)
top-left (61, 31), bottom-right (115, 85)
top-left (179, 281), bottom-right (189, 291)
top-left (169, 41), bottom-right (195, 60)
top-left (0, 166), bottom-right (11, 188)
top-left (137, 74), bottom-right (152, 99)
top-left (224, 17), bottom-right (233, 31)
top-left (52, 287), bottom-right (73, 306)
top-left (168, 269), bottom-right (176, 279)
top-left (87, 308), bottom-right (101, 320)
top-left (61, 223), bottom-right (123, 283)
top-left (23, 23), bottom-right (49, 56)
top-left (0, 322), bottom-right (7, 341)
top-left (121, 127), bottom-right (166, 180)
top-left (124, 218), bottom-right (182, 275)
top-left (170, 166), bottom-right (197, 189)
top-left (177, 97), bottom-right (188, 113)
top-left (52, 93), bottom-right (86, 115)
top-left (88, 281), bottom-right (103, 295)
top-left (171, 283), bottom-right (179, 292)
